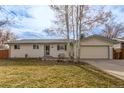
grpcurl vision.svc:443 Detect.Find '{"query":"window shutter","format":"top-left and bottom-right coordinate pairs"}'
top-left (37, 45), bottom-right (39, 49)
top-left (14, 44), bottom-right (20, 49)
top-left (57, 45), bottom-right (59, 50)
top-left (14, 45), bottom-right (17, 49)
top-left (33, 45), bottom-right (34, 49)
top-left (65, 45), bottom-right (67, 50)
top-left (33, 44), bottom-right (36, 49)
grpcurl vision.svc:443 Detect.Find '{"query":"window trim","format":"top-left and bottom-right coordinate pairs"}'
top-left (14, 44), bottom-right (20, 49)
top-left (57, 44), bottom-right (66, 51)
top-left (33, 44), bottom-right (39, 49)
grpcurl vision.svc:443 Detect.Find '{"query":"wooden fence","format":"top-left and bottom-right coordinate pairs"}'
top-left (121, 48), bottom-right (124, 59)
top-left (0, 50), bottom-right (9, 59)
top-left (113, 48), bottom-right (124, 59)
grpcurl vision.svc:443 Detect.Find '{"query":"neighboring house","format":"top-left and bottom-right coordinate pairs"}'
top-left (6, 35), bottom-right (121, 59)
top-left (113, 38), bottom-right (124, 59)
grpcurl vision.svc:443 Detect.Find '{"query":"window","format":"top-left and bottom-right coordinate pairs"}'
top-left (14, 44), bottom-right (20, 49)
top-left (65, 44), bottom-right (67, 50)
top-left (57, 44), bottom-right (67, 51)
top-left (33, 44), bottom-right (39, 49)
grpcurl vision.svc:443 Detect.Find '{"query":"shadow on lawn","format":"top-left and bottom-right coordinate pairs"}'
top-left (0, 59), bottom-right (95, 67)
top-left (0, 58), bottom-right (82, 66)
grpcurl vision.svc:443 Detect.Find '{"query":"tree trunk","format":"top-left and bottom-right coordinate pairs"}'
top-left (65, 5), bottom-right (70, 60)
top-left (77, 5), bottom-right (83, 62)
top-left (75, 6), bottom-right (79, 62)
top-left (77, 6), bottom-right (81, 62)
top-left (71, 6), bottom-right (75, 59)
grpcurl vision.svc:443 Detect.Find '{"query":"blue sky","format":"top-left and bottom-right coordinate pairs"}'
top-left (2, 5), bottom-right (124, 39)
top-left (3, 5), bottom-right (55, 39)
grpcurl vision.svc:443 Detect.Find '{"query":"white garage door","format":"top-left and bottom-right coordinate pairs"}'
top-left (80, 46), bottom-right (109, 59)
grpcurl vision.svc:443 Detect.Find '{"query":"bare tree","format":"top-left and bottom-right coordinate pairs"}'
top-left (65, 5), bottom-right (70, 58)
top-left (0, 6), bottom-right (18, 49)
top-left (0, 29), bottom-right (17, 48)
top-left (100, 19), bottom-right (124, 38)
top-left (49, 5), bottom-right (72, 59)
top-left (72, 5), bottom-right (111, 62)
top-left (46, 5), bottom-right (112, 62)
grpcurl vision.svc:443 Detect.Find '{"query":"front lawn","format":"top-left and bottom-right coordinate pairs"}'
top-left (0, 59), bottom-right (124, 88)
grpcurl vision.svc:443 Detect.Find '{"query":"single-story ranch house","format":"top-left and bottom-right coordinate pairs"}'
top-left (6, 35), bottom-right (124, 59)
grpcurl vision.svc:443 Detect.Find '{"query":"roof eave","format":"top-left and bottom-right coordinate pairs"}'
top-left (81, 35), bottom-right (120, 44)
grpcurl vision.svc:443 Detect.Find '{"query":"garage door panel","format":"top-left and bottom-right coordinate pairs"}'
top-left (80, 46), bottom-right (109, 59)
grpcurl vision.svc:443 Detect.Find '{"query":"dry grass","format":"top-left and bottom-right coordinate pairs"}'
top-left (0, 58), bottom-right (124, 88)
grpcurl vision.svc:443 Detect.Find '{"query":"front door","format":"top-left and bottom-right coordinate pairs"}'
top-left (44, 45), bottom-right (50, 56)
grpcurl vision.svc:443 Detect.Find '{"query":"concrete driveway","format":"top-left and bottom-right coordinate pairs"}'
top-left (82, 60), bottom-right (124, 80)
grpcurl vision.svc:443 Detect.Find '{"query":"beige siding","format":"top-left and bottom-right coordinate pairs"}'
top-left (49, 44), bottom-right (68, 57)
top-left (10, 44), bottom-right (44, 58)
top-left (80, 38), bottom-right (113, 46)
top-left (10, 44), bottom-right (68, 58)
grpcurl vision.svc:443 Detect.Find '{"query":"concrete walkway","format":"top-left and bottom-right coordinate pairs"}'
top-left (82, 60), bottom-right (124, 80)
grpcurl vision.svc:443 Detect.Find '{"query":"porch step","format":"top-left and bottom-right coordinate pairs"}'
top-left (42, 56), bottom-right (54, 59)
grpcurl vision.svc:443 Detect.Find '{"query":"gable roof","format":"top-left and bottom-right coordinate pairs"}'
top-left (6, 39), bottom-right (74, 44)
top-left (6, 35), bottom-right (120, 44)
top-left (81, 35), bottom-right (120, 44)
top-left (113, 38), bottom-right (124, 42)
